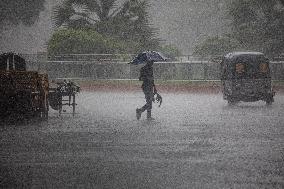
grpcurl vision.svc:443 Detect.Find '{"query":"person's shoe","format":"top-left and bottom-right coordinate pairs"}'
top-left (136, 108), bottom-right (142, 120)
top-left (147, 117), bottom-right (155, 121)
top-left (146, 110), bottom-right (153, 120)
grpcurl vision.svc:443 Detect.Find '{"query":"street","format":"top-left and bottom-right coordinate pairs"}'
top-left (0, 91), bottom-right (283, 188)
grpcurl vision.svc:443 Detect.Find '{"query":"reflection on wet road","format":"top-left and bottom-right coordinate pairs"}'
top-left (1, 91), bottom-right (283, 188)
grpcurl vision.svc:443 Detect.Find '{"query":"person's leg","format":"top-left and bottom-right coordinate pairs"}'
top-left (136, 91), bottom-right (152, 120)
top-left (145, 94), bottom-right (153, 119)
top-left (136, 91), bottom-right (147, 120)
top-left (147, 109), bottom-right (152, 119)
top-left (136, 108), bottom-right (142, 120)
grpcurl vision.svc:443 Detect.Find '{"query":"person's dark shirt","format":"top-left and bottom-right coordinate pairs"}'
top-left (139, 64), bottom-right (154, 92)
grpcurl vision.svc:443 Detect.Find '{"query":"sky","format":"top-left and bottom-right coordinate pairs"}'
top-left (148, 0), bottom-right (228, 53)
top-left (0, 0), bottom-right (228, 54)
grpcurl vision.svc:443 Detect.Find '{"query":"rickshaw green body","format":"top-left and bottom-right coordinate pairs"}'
top-left (221, 52), bottom-right (275, 104)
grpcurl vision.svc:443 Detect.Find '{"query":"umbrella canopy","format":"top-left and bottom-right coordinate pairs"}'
top-left (129, 51), bottom-right (168, 65)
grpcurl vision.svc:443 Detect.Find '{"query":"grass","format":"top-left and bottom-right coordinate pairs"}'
top-left (73, 79), bottom-right (222, 87)
top-left (53, 78), bottom-right (284, 92)
top-left (71, 79), bottom-right (222, 93)
top-left (272, 80), bottom-right (284, 86)
top-left (66, 79), bottom-right (284, 87)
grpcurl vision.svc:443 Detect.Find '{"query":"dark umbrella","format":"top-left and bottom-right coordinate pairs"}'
top-left (129, 51), bottom-right (168, 65)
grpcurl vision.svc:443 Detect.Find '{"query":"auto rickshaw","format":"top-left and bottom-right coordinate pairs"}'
top-left (221, 52), bottom-right (275, 105)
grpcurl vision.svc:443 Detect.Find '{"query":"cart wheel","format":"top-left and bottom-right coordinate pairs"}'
top-left (42, 100), bottom-right (49, 120)
top-left (39, 92), bottom-right (48, 120)
top-left (59, 96), bottom-right (62, 116)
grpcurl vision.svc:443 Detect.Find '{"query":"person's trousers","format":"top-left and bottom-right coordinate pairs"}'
top-left (140, 90), bottom-right (153, 118)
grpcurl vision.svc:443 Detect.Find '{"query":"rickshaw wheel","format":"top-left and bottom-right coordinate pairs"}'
top-left (228, 97), bottom-right (237, 106)
top-left (265, 97), bottom-right (273, 105)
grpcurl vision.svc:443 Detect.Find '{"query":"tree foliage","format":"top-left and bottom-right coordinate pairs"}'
top-left (47, 28), bottom-right (142, 55)
top-left (227, 0), bottom-right (284, 56)
top-left (0, 0), bottom-right (45, 30)
top-left (194, 0), bottom-right (284, 57)
top-left (51, 0), bottom-right (160, 53)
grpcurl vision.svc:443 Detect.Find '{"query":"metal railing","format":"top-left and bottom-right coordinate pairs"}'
top-left (20, 53), bottom-right (284, 63)
top-left (48, 53), bottom-right (135, 62)
top-left (47, 53), bottom-right (225, 63)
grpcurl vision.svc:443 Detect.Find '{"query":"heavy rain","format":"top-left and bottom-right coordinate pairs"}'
top-left (0, 0), bottom-right (284, 188)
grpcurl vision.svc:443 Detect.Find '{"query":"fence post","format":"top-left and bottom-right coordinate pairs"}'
top-left (36, 52), bottom-right (48, 72)
top-left (203, 63), bottom-right (208, 80)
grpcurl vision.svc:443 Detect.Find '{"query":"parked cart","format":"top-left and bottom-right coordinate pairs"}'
top-left (48, 79), bottom-right (80, 116)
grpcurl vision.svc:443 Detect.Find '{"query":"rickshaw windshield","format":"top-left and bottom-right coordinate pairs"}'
top-left (234, 55), bottom-right (270, 79)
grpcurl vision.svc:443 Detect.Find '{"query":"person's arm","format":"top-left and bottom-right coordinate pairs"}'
top-left (151, 67), bottom-right (157, 93)
top-left (153, 73), bottom-right (157, 94)
top-left (153, 84), bottom-right (157, 94)
top-left (139, 68), bottom-right (143, 81)
top-left (139, 67), bottom-right (147, 81)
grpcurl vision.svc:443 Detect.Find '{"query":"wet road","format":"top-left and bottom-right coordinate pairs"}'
top-left (1, 91), bottom-right (284, 188)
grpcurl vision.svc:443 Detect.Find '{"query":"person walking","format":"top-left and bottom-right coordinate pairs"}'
top-left (136, 60), bottom-right (157, 120)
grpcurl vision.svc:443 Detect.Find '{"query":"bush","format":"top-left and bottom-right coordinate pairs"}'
top-left (159, 44), bottom-right (181, 60)
top-left (47, 28), bottom-right (141, 56)
top-left (193, 36), bottom-right (241, 57)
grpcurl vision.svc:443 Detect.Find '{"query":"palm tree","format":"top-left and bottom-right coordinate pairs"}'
top-left (228, 0), bottom-right (284, 55)
top-left (52, 0), bottom-right (160, 50)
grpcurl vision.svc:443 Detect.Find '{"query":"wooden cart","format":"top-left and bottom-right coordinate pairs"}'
top-left (0, 53), bottom-right (49, 120)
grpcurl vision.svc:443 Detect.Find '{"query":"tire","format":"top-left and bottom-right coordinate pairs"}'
top-left (228, 97), bottom-right (237, 106)
top-left (265, 97), bottom-right (273, 105)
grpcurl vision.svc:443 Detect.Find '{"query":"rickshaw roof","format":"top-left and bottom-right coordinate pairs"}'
top-left (225, 51), bottom-right (266, 61)
top-left (224, 52), bottom-right (264, 59)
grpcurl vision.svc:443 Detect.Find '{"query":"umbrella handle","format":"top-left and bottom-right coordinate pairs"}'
top-left (153, 85), bottom-right (157, 94)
